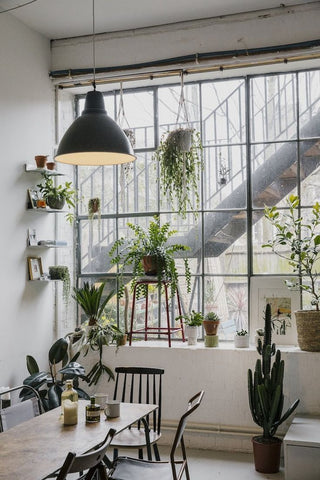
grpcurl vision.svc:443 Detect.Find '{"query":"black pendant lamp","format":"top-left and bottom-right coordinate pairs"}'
top-left (55, 1), bottom-right (135, 166)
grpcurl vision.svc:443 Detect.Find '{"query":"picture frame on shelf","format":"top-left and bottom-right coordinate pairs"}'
top-left (27, 256), bottom-right (43, 280)
top-left (250, 276), bottom-right (299, 346)
top-left (27, 228), bottom-right (38, 246)
top-left (27, 189), bottom-right (38, 209)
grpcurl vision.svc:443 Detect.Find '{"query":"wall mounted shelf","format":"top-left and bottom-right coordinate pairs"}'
top-left (25, 164), bottom-right (63, 176)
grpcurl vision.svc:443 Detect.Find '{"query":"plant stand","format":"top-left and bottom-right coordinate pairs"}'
top-left (128, 278), bottom-right (185, 347)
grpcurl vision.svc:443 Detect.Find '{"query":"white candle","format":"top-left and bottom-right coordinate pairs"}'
top-left (63, 399), bottom-right (78, 425)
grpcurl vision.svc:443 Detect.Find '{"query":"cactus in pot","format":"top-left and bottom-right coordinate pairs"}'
top-left (248, 303), bottom-right (300, 473)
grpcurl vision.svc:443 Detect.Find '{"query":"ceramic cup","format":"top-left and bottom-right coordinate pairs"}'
top-left (94, 393), bottom-right (108, 410)
top-left (104, 400), bottom-right (120, 418)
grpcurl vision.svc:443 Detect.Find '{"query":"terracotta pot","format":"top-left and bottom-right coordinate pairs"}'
top-left (142, 255), bottom-right (159, 276)
top-left (35, 155), bottom-right (48, 168)
top-left (203, 320), bottom-right (219, 336)
top-left (252, 436), bottom-right (282, 474)
top-left (117, 334), bottom-right (128, 346)
top-left (46, 162), bottom-right (56, 171)
top-left (295, 310), bottom-right (320, 352)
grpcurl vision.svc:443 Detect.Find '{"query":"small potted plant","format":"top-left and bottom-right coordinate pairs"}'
top-left (234, 329), bottom-right (249, 348)
top-left (263, 194), bottom-right (320, 351)
top-left (153, 128), bottom-right (202, 218)
top-left (48, 266), bottom-right (70, 304)
top-left (177, 310), bottom-right (204, 346)
top-left (248, 304), bottom-right (299, 473)
top-left (203, 311), bottom-right (220, 336)
top-left (37, 173), bottom-right (77, 223)
top-left (109, 215), bottom-right (191, 299)
top-left (88, 197), bottom-right (101, 221)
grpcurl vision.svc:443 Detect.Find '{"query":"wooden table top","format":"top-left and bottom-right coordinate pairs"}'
top-left (0, 401), bottom-right (157, 480)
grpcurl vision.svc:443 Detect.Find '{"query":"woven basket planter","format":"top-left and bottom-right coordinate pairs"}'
top-left (295, 310), bottom-right (320, 352)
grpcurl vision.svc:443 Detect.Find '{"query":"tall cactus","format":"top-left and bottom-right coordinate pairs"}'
top-left (248, 304), bottom-right (299, 439)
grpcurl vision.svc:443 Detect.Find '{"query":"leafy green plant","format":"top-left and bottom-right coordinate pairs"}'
top-left (153, 128), bottom-right (203, 218)
top-left (248, 304), bottom-right (299, 439)
top-left (72, 282), bottom-right (114, 326)
top-left (37, 173), bottom-right (77, 223)
top-left (236, 329), bottom-right (248, 336)
top-left (22, 337), bottom-right (89, 411)
top-left (204, 311), bottom-right (221, 322)
top-left (109, 215), bottom-right (191, 298)
top-left (263, 194), bottom-right (320, 310)
top-left (177, 310), bottom-right (204, 327)
top-left (88, 197), bottom-right (101, 221)
top-left (49, 266), bottom-right (70, 304)
top-left (72, 282), bottom-right (116, 386)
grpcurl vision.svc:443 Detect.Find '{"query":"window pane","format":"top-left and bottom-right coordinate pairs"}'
top-left (250, 74), bottom-right (297, 142)
top-left (299, 70), bottom-right (320, 138)
top-left (78, 165), bottom-right (117, 215)
top-left (79, 218), bottom-right (116, 274)
top-left (300, 139), bottom-right (320, 205)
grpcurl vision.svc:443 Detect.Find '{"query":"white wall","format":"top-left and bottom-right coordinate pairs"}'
top-left (51, 3), bottom-right (320, 74)
top-left (0, 13), bottom-right (55, 386)
top-left (80, 343), bottom-right (320, 452)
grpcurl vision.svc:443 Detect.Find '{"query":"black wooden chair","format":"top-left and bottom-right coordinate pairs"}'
top-left (0, 385), bottom-right (42, 432)
top-left (111, 366), bottom-right (164, 461)
top-left (55, 428), bottom-right (115, 480)
top-left (109, 391), bottom-right (204, 480)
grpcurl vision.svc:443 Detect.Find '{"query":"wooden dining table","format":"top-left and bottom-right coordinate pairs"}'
top-left (0, 400), bottom-right (157, 480)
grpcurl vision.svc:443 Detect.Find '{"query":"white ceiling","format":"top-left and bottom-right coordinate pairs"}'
top-left (0, 0), bottom-right (314, 40)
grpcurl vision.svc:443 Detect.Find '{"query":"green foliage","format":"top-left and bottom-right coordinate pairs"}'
top-left (37, 173), bottom-right (77, 223)
top-left (109, 215), bottom-right (191, 298)
top-left (263, 194), bottom-right (320, 310)
top-left (204, 311), bottom-right (221, 322)
top-left (236, 329), bottom-right (248, 336)
top-left (88, 197), bottom-right (101, 220)
top-left (248, 304), bottom-right (299, 439)
top-left (153, 128), bottom-right (203, 218)
top-left (71, 282), bottom-right (117, 386)
top-left (72, 282), bottom-right (114, 326)
top-left (22, 337), bottom-right (89, 411)
top-left (177, 310), bottom-right (204, 327)
top-left (49, 265), bottom-right (70, 304)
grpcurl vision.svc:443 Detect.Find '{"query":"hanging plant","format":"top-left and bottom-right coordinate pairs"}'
top-left (49, 266), bottom-right (71, 304)
top-left (153, 73), bottom-right (203, 218)
top-left (88, 197), bottom-right (101, 221)
top-left (154, 127), bottom-right (202, 218)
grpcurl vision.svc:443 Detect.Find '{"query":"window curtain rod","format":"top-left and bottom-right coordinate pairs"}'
top-left (51, 38), bottom-right (320, 88)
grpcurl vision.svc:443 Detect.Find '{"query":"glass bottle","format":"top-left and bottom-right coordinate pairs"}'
top-left (86, 396), bottom-right (100, 423)
top-left (61, 379), bottom-right (78, 425)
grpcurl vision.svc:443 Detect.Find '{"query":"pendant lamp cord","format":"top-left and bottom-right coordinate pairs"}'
top-left (92, 0), bottom-right (96, 90)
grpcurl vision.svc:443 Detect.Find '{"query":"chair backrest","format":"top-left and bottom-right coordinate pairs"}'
top-left (56, 428), bottom-right (116, 480)
top-left (113, 366), bottom-right (164, 434)
top-left (170, 391), bottom-right (204, 468)
top-left (0, 385), bottom-right (42, 432)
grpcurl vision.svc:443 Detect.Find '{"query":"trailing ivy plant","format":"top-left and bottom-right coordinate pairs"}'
top-left (153, 128), bottom-right (203, 218)
top-left (109, 215), bottom-right (191, 298)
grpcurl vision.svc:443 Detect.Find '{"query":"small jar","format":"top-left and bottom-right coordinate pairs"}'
top-left (61, 379), bottom-right (78, 425)
top-left (86, 396), bottom-right (100, 423)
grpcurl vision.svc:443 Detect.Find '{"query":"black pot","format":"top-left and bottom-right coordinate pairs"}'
top-left (46, 195), bottom-right (65, 210)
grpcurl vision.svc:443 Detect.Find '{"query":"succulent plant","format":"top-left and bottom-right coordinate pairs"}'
top-left (248, 303), bottom-right (299, 439)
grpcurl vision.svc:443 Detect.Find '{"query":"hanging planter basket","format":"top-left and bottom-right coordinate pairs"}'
top-left (166, 127), bottom-right (193, 153)
top-left (88, 197), bottom-right (101, 220)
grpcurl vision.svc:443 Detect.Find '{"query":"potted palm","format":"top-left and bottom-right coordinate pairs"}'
top-left (109, 215), bottom-right (191, 299)
top-left (153, 128), bottom-right (202, 218)
top-left (248, 304), bottom-right (299, 473)
top-left (177, 310), bottom-right (204, 345)
top-left (71, 282), bottom-right (117, 386)
top-left (263, 194), bottom-right (320, 351)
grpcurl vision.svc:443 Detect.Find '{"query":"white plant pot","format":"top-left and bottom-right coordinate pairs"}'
top-left (186, 325), bottom-right (199, 345)
top-left (234, 334), bottom-right (249, 348)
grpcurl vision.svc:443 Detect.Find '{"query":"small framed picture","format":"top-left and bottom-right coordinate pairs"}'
top-left (28, 257), bottom-right (43, 280)
top-left (27, 189), bottom-right (38, 209)
top-left (250, 277), bottom-right (299, 346)
top-left (27, 228), bottom-right (38, 246)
